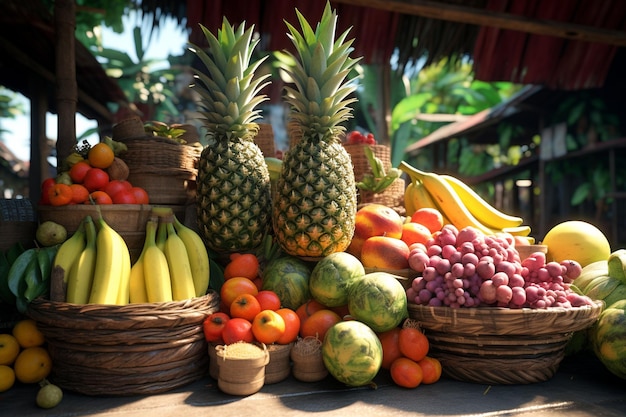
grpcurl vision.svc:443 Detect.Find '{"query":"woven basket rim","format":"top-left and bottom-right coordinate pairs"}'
top-left (407, 300), bottom-right (603, 336)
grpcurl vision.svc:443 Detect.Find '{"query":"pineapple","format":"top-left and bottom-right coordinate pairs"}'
top-left (273, 2), bottom-right (361, 258)
top-left (190, 18), bottom-right (272, 253)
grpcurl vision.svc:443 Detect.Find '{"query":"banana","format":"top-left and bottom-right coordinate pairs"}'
top-left (441, 174), bottom-right (524, 229)
top-left (52, 220), bottom-right (87, 284)
top-left (607, 249), bottom-right (626, 284)
top-left (66, 216), bottom-right (97, 304)
top-left (399, 162), bottom-right (493, 235)
top-left (88, 217), bottom-right (129, 305)
top-left (173, 215), bottom-right (210, 297)
top-left (164, 221), bottom-right (197, 301)
top-left (500, 225), bottom-right (532, 237)
top-left (128, 252), bottom-right (149, 304)
top-left (115, 231), bottom-right (132, 305)
top-left (156, 220), bottom-right (168, 252)
top-left (143, 219), bottom-right (173, 303)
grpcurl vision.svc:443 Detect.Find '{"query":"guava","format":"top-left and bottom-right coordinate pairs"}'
top-left (36, 221), bottom-right (67, 247)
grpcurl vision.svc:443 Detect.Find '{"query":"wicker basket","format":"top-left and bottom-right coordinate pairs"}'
top-left (255, 123), bottom-right (276, 158)
top-left (27, 293), bottom-right (219, 396)
top-left (407, 301), bottom-right (603, 384)
top-left (119, 136), bottom-right (202, 205)
top-left (358, 178), bottom-right (406, 216)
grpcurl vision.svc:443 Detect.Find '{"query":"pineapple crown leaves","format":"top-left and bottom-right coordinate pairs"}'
top-left (188, 18), bottom-right (271, 140)
top-left (281, 2), bottom-right (362, 140)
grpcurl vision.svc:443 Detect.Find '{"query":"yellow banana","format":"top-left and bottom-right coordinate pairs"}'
top-left (88, 217), bottom-right (129, 305)
top-left (66, 216), bottom-right (97, 304)
top-left (501, 225), bottom-right (532, 237)
top-left (116, 231), bottom-right (132, 305)
top-left (399, 162), bottom-right (493, 235)
top-left (143, 219), bottom-right (173, 303)
top-left (164, 221), bottom-right (197, 301)
top-left (128, 252), bottom-right (149, 304)
top-left (156, 220), bottom-right (168, 252)
top-left (403, 181), bottom-right (418, 215)
top-left (52, 220), bottom-right (87, 284)
top-left (173, 216), bottom-right (210, 297)
top-left (441, 174), bottom-right (524, 229)
top-left (265, 157), bottom-right (283, 181)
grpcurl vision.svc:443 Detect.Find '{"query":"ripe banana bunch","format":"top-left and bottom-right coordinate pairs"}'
top-left (399, 161), bottom-right (531, 238)
top-left (145, 207), bottom-right (211, 302)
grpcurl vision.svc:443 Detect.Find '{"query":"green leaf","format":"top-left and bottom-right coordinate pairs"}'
top-left (570, 183), bottom-right (591, 206)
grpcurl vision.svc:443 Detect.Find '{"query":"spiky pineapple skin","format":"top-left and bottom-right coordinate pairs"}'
top-left (196, 137), bottom-right (272, 253)
top-left (272, 138), bottom-right (356, 258)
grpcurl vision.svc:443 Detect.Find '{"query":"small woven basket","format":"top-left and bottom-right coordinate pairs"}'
top-left (265, 343), bottom-right (293, 384)
top-left (119, 136), bottom-right (202, 205)
top-left (215, 342), bottom-right (270, 396)
top-left (343, 143), bottom-right (391, 183)
top-left (255, 123), bottom-right (276, 157)
top-left (407, 301), bottom-right (603, 384)
top-left (27, 293), bottom-right (219, 396)
top-left (358, 178), bottom-right (406, 216)
top-left (290, 336), bottom-right (328, 382)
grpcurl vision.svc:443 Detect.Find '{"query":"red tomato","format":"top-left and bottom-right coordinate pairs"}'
top-left (221, 317), bottom-right (254, 344)
top-left (130, 186), bottom-right (150, 204)
top-left (103, 180), bottom-right (131, 199)
top-left (83, 168), bottom-right (109, 192)
top-left (111, 189), bottom-right (137, 204)
top-left (202, 312), bottom-right (230, 343)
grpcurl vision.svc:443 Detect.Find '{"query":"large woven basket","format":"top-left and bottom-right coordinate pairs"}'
top-left (27, 293), bottom-right (219, 396)
top-left (255, 123), bottom-right (276, 158)
top-left (119, 136), bottom-right (202, 205)
top-left (407, 301), bottom-right (603, 384)
top-left (358, 178), bottom-right (406, 216)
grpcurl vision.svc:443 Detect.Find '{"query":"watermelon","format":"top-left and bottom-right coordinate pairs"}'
top-left (322, 320), bottom-right (382, 387)
top-left (348, 272), bottom-right (408, 332)
top-left (590, 299), bottom-right (626, 380)
top-left (309, 252), bottom-right (365, 307)
top-left (262, 256), bottom-right (311, 310)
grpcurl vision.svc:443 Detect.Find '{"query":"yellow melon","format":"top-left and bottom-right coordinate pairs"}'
top-left (542, 220), bottom-right (611, 268)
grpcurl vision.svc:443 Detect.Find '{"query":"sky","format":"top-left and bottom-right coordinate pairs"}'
top-left (1, 11), bottom-right (188, 162)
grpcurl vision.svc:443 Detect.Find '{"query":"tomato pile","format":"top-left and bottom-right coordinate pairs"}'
top-left (345, 130), bottom-right (377, 145)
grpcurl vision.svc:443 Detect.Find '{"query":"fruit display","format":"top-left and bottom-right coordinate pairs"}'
top-left (39, 138), bottom-right (149, 206)
top-left (190, 17), bottom-right (273, 254)
top-left (271, 2), bottom-right (360, 258)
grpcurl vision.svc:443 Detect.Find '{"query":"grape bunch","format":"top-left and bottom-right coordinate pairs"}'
top-left (407, 224), bottom-right (595, 309)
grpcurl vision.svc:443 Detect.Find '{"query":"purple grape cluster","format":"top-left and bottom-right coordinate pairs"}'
top-left (407, 224), bottom-right (594, 309)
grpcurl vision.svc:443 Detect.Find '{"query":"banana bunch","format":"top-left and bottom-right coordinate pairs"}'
top-left (265, 157), bottom-right (283, 182)
top-left (142, 207), bottom-right (211, 302)
top-left (399, 161), bottom-right (532, 238)
top-left (356, 146), bottom-right (401, 193)
top-left (5, 244), bottom-right (58, 313)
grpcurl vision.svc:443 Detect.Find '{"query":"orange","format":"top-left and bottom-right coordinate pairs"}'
top-left (70, 183), bottom-right (90, 204)
top-left (418, 356), bottom-right (442, 384)
top-left (299, 309), bottom-right (341, 341)
top-left (48, 183), bottom-right (73, 206)
top-left (390, 357), bottom-right (423, 388)
top-left (0, 334), bottom-right (20, 366)
top-left (88, 190), bottom-right (113, 205)
top-left (295, 299), bottom-right (327, 325)
top-left (13, 346), bottom-right (51, 384)
top-left (275, 308), bottom-right (301, 344)
top-left (377, 327), bottom-right (402, 370)
top-left (229, 293), bottom-right (262, 322)
top-left (401, 222), bottom-right (433, 247)
top-left (223, 253), bottom-right (260, 280)
top-left (87, 142), bottom-right (115, 169)
top-left (410, 208), bottom-right (444, 233)
top-left (12, 319), bottom-right (45, 349)
top-left (0, 365), bottom-right (15, 392)
top-left (398, 327), bottom-right (429, 362)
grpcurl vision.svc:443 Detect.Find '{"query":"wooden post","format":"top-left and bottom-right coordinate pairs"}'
top-left (54, 0), bottom-right (77, 167)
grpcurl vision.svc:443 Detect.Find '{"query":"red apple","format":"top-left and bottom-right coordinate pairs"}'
top-left (221, 317), bottom-right (254, 345)
top-left (83, 167), bottom-right (109, 192)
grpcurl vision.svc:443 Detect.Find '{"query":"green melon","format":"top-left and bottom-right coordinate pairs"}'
top-left (348, 272), bottom-right (408, 332)
top-left (590, 299), bottom-right (626, 380)
top-left (262, 256), bottom-right (311, 310)
top-left (309, 252), bottom-right (365, 307)
top-left (322, 320), bottom-right (382, 387)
